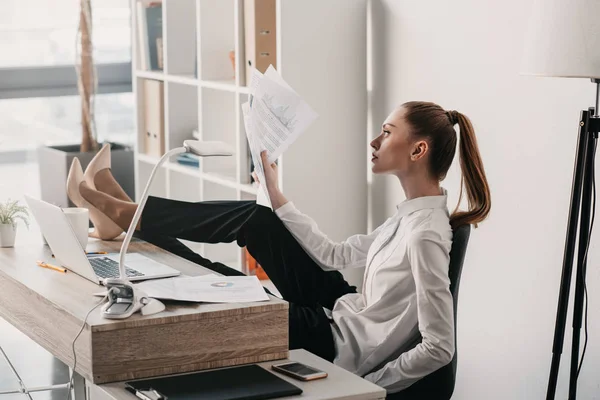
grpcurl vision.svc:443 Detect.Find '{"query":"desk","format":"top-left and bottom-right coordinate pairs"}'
top-left (92, 349), bottom-right (386, 400)
top-left (0, 232), bottom-right (287, 385)
top-left (0, 229), bottom-right (385, 400)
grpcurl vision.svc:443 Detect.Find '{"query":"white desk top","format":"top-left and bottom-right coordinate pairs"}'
top-left (96, 349), bottom-right (386, 400)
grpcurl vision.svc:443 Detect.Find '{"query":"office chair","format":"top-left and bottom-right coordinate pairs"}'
top-left (386, 224), bottom-right (471, 400)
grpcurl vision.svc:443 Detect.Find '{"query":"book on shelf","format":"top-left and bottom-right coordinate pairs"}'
top-left (175, 153), bottom-right (200, 168)
top-left (137, 1), bottom-right (163, 71)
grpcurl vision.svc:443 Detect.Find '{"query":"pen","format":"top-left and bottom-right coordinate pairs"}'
top-left (36, 260), bottom-right (67, 273)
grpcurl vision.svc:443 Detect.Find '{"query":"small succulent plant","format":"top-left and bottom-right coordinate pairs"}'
top-left (0, 199), bottom-right (30, 229)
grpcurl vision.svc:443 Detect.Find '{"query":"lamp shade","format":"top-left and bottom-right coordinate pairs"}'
top-left (521, 0), bottom-right (600, 79)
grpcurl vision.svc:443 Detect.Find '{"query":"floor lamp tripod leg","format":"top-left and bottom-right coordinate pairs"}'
top-left (569, 109), bottom-right (597, 399)
top-left (546, 110), bottom-right (590, 400)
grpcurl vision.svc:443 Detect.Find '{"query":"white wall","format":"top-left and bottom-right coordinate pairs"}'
top-left (370, 1), bottom-right (600, 398)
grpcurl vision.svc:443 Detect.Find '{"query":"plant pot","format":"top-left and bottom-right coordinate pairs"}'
top-left (0, 224), bottom-right (16, 248)
top-left (37, 142), bottom-right (135, 208)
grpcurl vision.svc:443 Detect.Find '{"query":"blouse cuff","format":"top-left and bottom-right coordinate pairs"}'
top-left (275, 201), bottom-right (297, 218)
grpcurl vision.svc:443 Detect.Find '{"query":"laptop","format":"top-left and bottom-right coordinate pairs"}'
top-left (25, 195), bottom-right (181, 285)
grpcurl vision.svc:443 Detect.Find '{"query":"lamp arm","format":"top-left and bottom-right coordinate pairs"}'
top-left (117, 147), bottom-right (187, 280)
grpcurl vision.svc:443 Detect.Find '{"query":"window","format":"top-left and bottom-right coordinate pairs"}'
top-left (0, 0), bottom-right (130, 67)
top-left (0, 93), bottom-right (134, 152)
top-left (0, 0), bottom-right (132, 154)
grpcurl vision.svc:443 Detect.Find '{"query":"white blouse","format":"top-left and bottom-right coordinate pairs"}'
top-left (274, 189), bottom-right (454, 393)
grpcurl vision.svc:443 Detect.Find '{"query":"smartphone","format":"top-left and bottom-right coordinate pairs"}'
top-left (271, 362), bottom-right (328, 381)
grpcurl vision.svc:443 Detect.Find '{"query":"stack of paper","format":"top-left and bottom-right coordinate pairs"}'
top-left (133, 275), bottom-right (270, 303)
top-left (242, 65), bottom-right (319, 209)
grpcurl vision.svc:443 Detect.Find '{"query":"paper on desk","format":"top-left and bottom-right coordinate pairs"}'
top-left (133, 275), bottom-right (270, 303)
top-left (244, 65), bottom-right (319, 209)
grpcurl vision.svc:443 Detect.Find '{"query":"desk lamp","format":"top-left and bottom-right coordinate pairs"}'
top-left (521, 0), bottom-right (600, 398)
top-left (101, 140), bottom-right (234, 320)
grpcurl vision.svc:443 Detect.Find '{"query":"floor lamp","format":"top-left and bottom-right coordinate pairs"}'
top-left (521, 0), bottom-right (600, 399)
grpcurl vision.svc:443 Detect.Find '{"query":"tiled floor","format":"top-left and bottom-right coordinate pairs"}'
top-left (0, 162), bottom-right (70, 400)
top-left (0, 160), bottom-right (282, 400)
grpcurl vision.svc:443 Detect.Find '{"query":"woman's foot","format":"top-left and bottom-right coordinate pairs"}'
top-left (79, 180), bottom-right (140, 232)
top-left (84, 143), bottom-right (133, 202)
top-left (66, 158), bottom-right (124, 240)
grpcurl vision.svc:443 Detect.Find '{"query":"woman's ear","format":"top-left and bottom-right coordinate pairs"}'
top-left (410, 140), bottom-right (428, 161)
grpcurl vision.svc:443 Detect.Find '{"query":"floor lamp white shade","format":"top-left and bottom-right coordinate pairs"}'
top-left (521, 0), bottom-right (600, 79)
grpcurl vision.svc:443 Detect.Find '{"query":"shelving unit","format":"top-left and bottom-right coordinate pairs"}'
top-left (131, 0), bottom-right (368, 282)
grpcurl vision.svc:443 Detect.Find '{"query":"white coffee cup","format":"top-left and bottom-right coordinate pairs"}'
top-left (62, 207), bottom-right (89, 250)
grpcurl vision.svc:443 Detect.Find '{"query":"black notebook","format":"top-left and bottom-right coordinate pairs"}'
top-left (125, 364), bottom-right (302, 400)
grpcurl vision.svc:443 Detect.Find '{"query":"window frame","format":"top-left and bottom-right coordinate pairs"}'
top-left (0, 62), bottom-right (132, 99)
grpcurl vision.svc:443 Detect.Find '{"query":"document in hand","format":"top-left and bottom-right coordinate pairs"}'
top-left (133, 275), bottom-right (270, 303)
top-left (242, 65), bottom-right (318, 209)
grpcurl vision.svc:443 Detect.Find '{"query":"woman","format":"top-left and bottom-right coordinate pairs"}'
top-left (66, 101), bottom-right (491, 394)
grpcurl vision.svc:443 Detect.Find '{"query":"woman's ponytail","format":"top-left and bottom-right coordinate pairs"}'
top-left (448, 111), bottom-right (491, 228)
top-left (402, 101), bottom-right (491, 229)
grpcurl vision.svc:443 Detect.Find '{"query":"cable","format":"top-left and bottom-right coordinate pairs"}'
top-left (577, 138), bottom-right (596, 378)
top-left (66, 292), bottom-right (110, 400)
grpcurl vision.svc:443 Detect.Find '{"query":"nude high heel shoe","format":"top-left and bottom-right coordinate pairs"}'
top-left (83, 143), bottom-right (133, 202)
top-left (66, 157), bottom-right (123, 240)
top-left (83, 143), bottom-right (110, 190)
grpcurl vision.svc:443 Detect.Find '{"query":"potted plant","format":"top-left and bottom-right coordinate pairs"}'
top-left (0, 199), bottom-right (30, 248)
top-left (37, 0), bottom-right (134, 208)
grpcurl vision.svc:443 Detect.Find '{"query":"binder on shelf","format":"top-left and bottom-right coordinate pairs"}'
top-left (244, 247), bottom-right (269, 280)
top-left (243, 0), bottom-right (277, 86)
top-left (143, 79), bottom-right (165, 157)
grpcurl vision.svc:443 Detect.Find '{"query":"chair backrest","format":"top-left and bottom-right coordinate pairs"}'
top-left (387, 224), bottom-right (471, 400)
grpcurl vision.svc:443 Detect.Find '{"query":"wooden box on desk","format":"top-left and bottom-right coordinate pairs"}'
top-left (0, 237), bottom-right (289, 384)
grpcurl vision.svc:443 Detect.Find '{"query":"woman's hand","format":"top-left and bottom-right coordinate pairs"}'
top-left (252, 150), bottom-right (289, 210)
top-left (252, 150), bottom-right (280, 195)
top-left (262, 151), bottom-right (280, 195)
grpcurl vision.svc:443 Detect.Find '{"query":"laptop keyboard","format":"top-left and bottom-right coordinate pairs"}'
top-left (89, 257), bottom-right (145, 279)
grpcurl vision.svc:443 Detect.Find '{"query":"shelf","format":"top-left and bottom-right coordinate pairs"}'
top-left (132, 1), bottom-right (370, 282)
top-left (199, 171), bottom-right (239, 191)
top-left (136, 70), bottom-right (166, 81)
top-left (164, 0), bottom-right (197, 76)
top-left (137, 153), bottom-right (162, 165)
top-left (166, 82), bottom-right (198, 152)
top-left (200, 79), bottom-right (237, 93)
top-left (136, 71), bottom-right (198, 86)
top-left (202, 180), bottom-right (239, 268)
top-left (168, 74), bottom-right (199, 86)
top-left (169, 169), bottom-right (201, 202)
top-left (167, 161), bottom-right (200, 177)
top-left (198, 0), bottom-right (235, 82)
top-left (138, 156), bottom-right (257, 196)
top-left (239, 183), bottom-right (259, 196)
top-left (201, 88), bottom-right (237, 178)
top-left (136, 159), bottom-right (167, 199)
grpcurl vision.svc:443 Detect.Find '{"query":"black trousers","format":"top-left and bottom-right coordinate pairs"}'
top-left (134, 197), bottom-right (357, 362)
